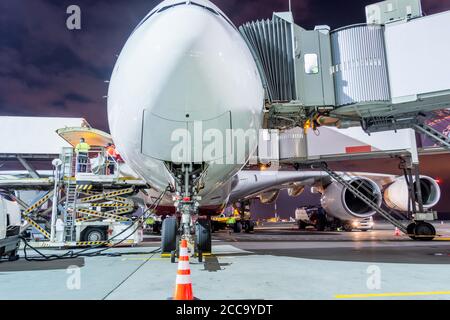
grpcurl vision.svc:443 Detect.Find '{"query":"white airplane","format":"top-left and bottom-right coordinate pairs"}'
top-left (107, 0), bottom-right (441, 254)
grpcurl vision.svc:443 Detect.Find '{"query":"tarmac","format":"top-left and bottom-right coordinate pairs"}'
top-left (1, 222), bottom-right (450, 300)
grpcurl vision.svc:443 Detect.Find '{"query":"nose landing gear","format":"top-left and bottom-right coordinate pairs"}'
top-left (161, 163), bottom-right (212, 262)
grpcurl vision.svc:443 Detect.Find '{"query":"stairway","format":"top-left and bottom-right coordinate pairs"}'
top-left (413, 122), bottom-right (450, 150)
top-left (64, 181), bottom-right (78, 242)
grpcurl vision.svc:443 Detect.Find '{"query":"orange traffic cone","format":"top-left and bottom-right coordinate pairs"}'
top-left (173, 239), bottom-right (194, 300)
top-left (394, 227), bottom-right (401, 236)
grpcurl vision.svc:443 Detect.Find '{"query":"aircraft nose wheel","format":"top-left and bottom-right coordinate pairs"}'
top-left (195, 219), bottom-right (211, 262)
top-left (407, 222), bottom-right (436, 241)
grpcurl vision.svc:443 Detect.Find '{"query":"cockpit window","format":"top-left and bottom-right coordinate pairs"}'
top-left (132, 1), bottom-right (236, 34)
top-left (190, 2), bottom-right (219, 15)
top-left (157, 2), bottom-right (186, 13)
top-left (190, 2), bottom-right (236, 29)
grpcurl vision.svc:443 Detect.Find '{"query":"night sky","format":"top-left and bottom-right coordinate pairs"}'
top-left (1, 0), bottom-right (450, 217)
top-left (1, 0), bottom-right (450, 130)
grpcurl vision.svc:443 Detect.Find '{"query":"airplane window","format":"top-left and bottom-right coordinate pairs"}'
top-left (190, 2), bottom-right (219, 15)
top-left (157, 2), bottom-right (185, 13)
top-left (190, 2), bottom-right (236, 29)
top-left (132, 2), bottom-right (185, 33)
top-left (133, 2), bottom-right (236, 34)
top-left (305, 53), bottom-right (319, 74)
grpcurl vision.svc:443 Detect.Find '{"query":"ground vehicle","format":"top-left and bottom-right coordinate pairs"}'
top-left (295, 206), bottom-right (374, 232)
top-left (144, 214), bottom-right (162, 234)
top-left (295, 206), bottom-right (329, 231)
top-left (341, 217), bottom-right (374, 232)
top-left (211, 209), bottom-right (255, 233)
top-left (0, 195), bottom-right (21, 261)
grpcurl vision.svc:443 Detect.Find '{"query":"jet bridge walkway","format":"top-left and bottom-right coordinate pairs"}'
top-left (241, 0), bottom-right (450, 133)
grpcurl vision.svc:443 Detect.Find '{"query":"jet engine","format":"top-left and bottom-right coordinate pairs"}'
top-left (384, 176), bottom-right (441, 212)
top-left (259, 190), bottom-right (280, 204)
top-left (321, 177), bottom-right (382, 221)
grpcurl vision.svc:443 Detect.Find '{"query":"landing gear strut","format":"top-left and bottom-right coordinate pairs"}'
top-left (400, 159), bottom-right (437, 241)
top-left (162, 163), bottom-right (212, 262)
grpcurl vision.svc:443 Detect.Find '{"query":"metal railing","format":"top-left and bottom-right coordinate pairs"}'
top-left (61, 147), bottom-right (120, 178)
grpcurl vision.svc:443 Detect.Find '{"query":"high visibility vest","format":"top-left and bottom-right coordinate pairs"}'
top-left (106, 146), bottom-right (118, 158)
top-left (75, 142), bottom-right (90, 153)
top-left (227, 217), bottom-right (236, 225)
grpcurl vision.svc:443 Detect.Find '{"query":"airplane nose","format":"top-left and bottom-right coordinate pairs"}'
top-left (108, 2), bottom-right (264, 163)
top-left (124, 4), bottom-right (245, 122)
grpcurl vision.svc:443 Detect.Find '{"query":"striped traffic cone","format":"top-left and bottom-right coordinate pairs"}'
top-left (173, 239), bottom-right (194, 300)
top-left (394, 227), bottom-right (401, 236)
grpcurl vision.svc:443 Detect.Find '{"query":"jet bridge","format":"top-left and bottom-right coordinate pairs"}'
top-left (239, 0), bottom-right (450, 133)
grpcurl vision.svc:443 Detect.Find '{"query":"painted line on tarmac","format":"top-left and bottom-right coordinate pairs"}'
top-left (335, 291), bottom-right (450, 299)
top-left (434, 238), bottom-right (450, 241)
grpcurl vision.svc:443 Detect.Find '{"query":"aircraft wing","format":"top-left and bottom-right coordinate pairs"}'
top-left (228, 170), bottom-right (399, 204)
top-left (229, 170), bottom-right (331, 204)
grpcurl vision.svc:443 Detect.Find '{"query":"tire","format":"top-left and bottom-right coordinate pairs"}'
top-left (298, 221), bottom-right (307, 230)
top-left (407, 222), bottom-right (417, 240)
top-left (414, 222), bottom-right (436, 241)
top-left (8, 249), bottom-right (19, 262)
top-left (233, 221), bottom-right (242, 233)
top-left (195, 219), bottom-right (212, 253)
top-left (162, 217), bottom-right (178, 253)
top-left (316, 216), bottom-right (327, 231)
top-left (153, 222), bottom-right (161, 235)
top-left (343, 223), bottom-right (353, 232)
top-left (246, 220), bottom-right (255, 233)
top-left (82, 227), bottom-right (106, 242)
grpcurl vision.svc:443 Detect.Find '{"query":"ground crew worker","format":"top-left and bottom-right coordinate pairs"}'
top-left (106, 143), bottom-right (118, 175)
top-left (75, 137), bottom-right (90, 173)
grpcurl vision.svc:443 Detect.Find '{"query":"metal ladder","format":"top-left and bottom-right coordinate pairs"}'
top-left (317, 164), bottom-right (409, 233)
top-left (413, 122), bottom-right (450, 150)
top-left (64, 181), bottom-right (78, 242)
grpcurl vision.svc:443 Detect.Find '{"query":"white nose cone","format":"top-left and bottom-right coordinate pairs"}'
top-left (107, 0), bottom-right (264, 189)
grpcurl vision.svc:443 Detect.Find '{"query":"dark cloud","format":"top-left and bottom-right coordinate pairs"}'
top-left (64, 92), bottom-right (93, 103)
top-left (0, 0), bottom-right (449, 132)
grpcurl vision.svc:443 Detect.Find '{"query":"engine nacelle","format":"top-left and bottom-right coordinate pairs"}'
top-left (321, 177), bottom-right (382, 221)
top-left (259, 190), bottom-right (280, 204)
top-left (287, 185), bottom-right (305, 197)
top-left (384, 176), bottom-right (441, 212)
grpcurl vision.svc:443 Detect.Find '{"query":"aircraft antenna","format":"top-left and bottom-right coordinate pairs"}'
top-left (289, 0), bottom-right (292, 12)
